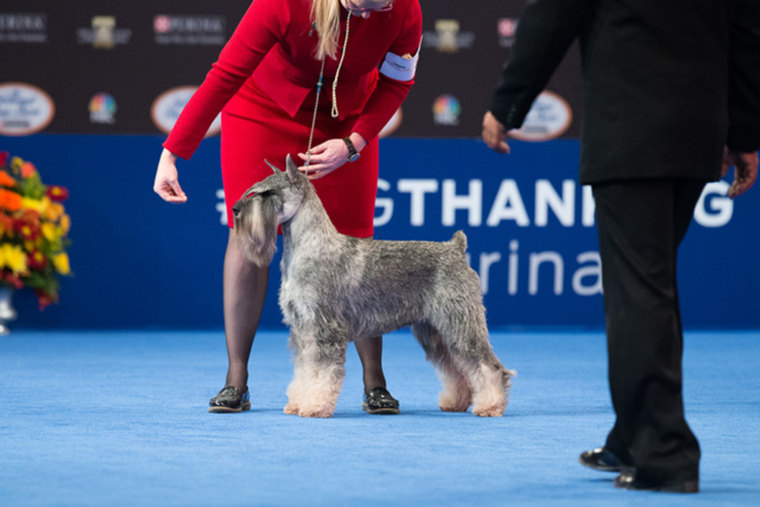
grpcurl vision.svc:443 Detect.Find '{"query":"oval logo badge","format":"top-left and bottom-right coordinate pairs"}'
top-left (508, 90), bottom-right (572, 142)
top-left (151, 86), bottom-right (221, 137)
top-left (0, 82), bottom-right (55, 136)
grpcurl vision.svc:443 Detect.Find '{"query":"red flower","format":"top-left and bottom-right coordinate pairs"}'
top-left (1, 271), bottom-right (24, 289)
top-left (13, 213), bottom-right (41, 241)
top-left (35, 288), bottom-right (58, 310)
top-left (46, 185), bottom-right (69, 202)
top-left (0, 152), bottom-right (8, 168)
top-left (27, 250), bottom-right (47, 271)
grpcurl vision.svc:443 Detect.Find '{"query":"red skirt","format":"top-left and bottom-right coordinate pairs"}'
top-left (220, 82), bottom-right (379, 238)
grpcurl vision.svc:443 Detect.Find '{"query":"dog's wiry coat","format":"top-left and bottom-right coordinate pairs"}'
top-left (232, 155), bottom-right (515, 418)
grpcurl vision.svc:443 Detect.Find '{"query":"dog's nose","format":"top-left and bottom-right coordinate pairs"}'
top-left (232, 204), bottom-right (241, 218)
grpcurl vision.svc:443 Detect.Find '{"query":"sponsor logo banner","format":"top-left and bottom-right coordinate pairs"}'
top-left (153, 15), bottom-right (226, 46)
top-left (508, 91), bottom-right (573, 142)
top-left (0, 82), bottom-right (55, 136)
top-left (151, 86), bottom-right (221, 136)
top-left (0, 13), bottom-right (47, 43)
top-left (77, 16), bottom-right (132, 49)
top-left (89, 92), bottom-right (117, 125)
top-left (424, 19), bottom-right (475, 53)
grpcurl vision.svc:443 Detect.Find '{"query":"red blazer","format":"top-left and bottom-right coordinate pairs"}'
top-left (165, 0), bottom-right (423, 159)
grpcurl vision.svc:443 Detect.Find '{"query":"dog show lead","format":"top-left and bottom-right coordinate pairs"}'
top-left (152, 0), bottom-right (423, 414)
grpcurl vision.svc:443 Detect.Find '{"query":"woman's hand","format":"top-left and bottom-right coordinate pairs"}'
top-left (153, 148), bottom-right (187, 203)
top-left (297, 133), bottom-right (367, 180)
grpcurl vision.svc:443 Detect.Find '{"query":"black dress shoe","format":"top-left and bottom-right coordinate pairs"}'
top-left (362, 386), bottom-right (400, 415)
top-left (613, 470), bottom-right (699, 493)
top-left (579, 447), bottom-right (623, 472)
top-left (209, 385), bottom-right (251, 413)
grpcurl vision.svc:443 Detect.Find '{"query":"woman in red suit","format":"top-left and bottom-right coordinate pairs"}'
top-left (152, 0), bottom-right (423, 414)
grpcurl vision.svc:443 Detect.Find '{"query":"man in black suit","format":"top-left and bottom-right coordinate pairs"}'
top-left (482, 0), bottom-right (759, 493)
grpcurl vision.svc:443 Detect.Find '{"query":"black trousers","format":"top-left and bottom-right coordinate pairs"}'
top-left (592, 178), bottom-right (707, 485)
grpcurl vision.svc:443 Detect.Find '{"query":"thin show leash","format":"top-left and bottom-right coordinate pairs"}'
top-left (305, 11), bottom-right (351, 176)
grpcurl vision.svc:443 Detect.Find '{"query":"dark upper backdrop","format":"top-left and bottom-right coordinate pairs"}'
top-left (1, 1), bottom-right (757, 330)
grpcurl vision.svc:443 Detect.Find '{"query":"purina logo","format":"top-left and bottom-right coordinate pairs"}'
top-left (77, 16), bottom-right (132, 49)
top-left (153, 15), bottom-right (226, 46)
top-left (151, 86), bottom-right (221, 136)
top-left (497, 18), bottom-right (518, 48)
top-left (0, 82), bottom-right (55, 136)
top-left (508, 90), bottom-right (572, 142)
top-left (0, 13), bottom-right (47, 43)
top-left (424, 19), bottom-right (475, 53)
top-left (89, 93), bottom-right (117, 124)
top-left (432, 95), bottom-right (461, 126)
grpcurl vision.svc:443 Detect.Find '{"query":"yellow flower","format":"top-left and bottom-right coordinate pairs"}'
top-left (53, 252), bottom-right (70, 275)
top-left (0, 243), bottom-right (28, 274)
top-left (59, 214), bottom-right (71, 236)
top-left (22, 197), bottom-right (45, 213)
top-left (10, 156), bottom-right (23, 173)
top-left (41, 222), bottom-right (59, 242)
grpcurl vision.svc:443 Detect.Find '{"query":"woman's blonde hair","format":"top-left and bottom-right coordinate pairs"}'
top-left (310, 0), bottom-right (389, 60)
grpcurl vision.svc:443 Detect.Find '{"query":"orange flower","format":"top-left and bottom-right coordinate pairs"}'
top-left (43, 201), bottom-right (64, 221)
top-left (0, 170), bottom-right (16, 188)
top-left (20, 162), bottom-right (37, 178)
top-left (0, 214), bottom-right (12, 237)
top-left (0, 188), bottom-right (23, 211)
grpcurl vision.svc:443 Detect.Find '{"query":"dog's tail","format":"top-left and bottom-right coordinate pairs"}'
top-left (451, 230), bottom-right (467, 254)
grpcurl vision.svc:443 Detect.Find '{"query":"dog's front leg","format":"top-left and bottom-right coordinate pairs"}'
top-left (284, 331), bottom-right (307, 415)
top-left (296, 334), bottom-right (348, 418)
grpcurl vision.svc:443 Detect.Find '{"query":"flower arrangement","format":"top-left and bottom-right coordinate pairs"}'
top-left (0, 152), bottom-right (71, 310)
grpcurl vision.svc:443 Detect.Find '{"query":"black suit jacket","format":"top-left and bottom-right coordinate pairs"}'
top-left (490, 0), bottom-right (760, 184)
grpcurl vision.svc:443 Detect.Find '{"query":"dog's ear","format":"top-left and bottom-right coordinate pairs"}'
top-left (285, 154), bottom-right (300, 183)
top-left (264, 158), bottom-right (282, 175)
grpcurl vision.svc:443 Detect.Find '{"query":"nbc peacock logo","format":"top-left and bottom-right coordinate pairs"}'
top-left (432, 94), bottom-right (461, 126)
top-left (89, 93), bottom-right (117, 124)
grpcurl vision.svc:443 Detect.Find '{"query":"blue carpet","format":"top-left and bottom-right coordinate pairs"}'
top-left (1, 330), bottom-right (759, 506)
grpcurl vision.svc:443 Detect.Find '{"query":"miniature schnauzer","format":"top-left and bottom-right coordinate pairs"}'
top-left (232, 155), bottom-right (515, 418)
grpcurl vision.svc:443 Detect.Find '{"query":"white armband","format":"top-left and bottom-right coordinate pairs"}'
top-left (379, 38), bottom-right (422, 81)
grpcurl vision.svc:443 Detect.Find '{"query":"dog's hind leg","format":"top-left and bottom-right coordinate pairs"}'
top-left (412, 322), bottom-right (473, 412)
top-left (296, 333), bottom-right (348, 418)
top-left (434, 309), bottom-right (514, 417)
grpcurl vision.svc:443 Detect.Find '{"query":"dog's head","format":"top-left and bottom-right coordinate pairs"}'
top-left (232, 154), bottom-right (308, 266)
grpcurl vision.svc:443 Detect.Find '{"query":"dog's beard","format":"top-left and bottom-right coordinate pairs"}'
top-left (235, 197), bottom-right (279, 267)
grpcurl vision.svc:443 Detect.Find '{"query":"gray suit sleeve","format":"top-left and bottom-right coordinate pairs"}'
top-left (727, 0), bottom-right (760, 152)
top-left (489, 0), bottom-right (589, 130)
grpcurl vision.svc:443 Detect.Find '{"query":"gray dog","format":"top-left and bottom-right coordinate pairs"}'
top-left (232, 155), bottom-right (515, 418)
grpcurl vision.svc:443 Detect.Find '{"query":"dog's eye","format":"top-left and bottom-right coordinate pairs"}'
top-left (243, 189), bottom-right (273, 201)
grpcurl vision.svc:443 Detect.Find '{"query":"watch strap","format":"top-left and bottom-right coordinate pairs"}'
top-left (343, 137), bottom-right (360, 162)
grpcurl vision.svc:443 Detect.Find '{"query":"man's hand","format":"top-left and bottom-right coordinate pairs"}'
top-left (721, 147), bottom-right (758, 198)
top-left (482, 111), bottom-right (511, 154)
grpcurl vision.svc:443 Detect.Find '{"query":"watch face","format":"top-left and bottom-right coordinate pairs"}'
top-left (348, 152), bottom-right (361, 162)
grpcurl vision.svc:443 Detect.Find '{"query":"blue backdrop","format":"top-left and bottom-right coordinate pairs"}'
top-left (2, 134), bottom-right (758, 330)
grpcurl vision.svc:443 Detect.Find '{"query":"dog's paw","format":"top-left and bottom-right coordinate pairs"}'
top-left (439, 404), bottom-right (469, 412)
top-left (438, 391), bottom-right (471, 412)
top-left (298, 406), bottom-right (334, 418)
top-left (472, 404), bottom-right (506, 417)
top-left (283, 402), bottom-right (299, 415)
